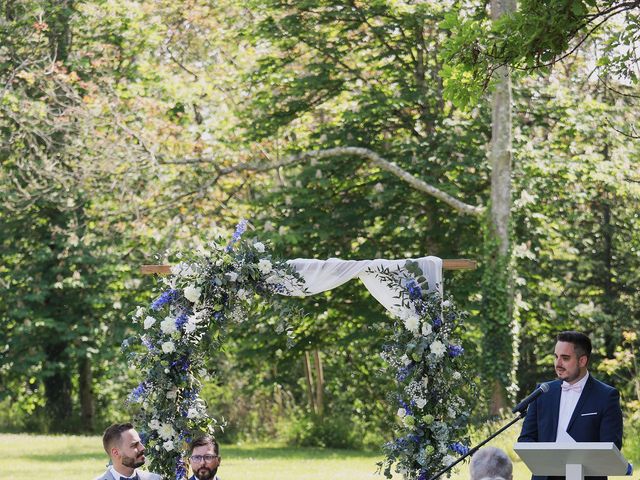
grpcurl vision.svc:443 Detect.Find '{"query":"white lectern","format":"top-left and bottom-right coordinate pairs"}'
top-left (514, 442), bottom-right (630, 480)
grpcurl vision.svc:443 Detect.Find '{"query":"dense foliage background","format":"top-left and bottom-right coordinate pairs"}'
top-left (1, 0), bottom-right (639, 452)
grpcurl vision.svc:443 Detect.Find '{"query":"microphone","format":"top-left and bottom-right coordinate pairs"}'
top-left (512, 383), bottom-right (550, 414)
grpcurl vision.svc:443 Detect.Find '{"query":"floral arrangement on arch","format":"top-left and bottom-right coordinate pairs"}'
top-left (124, 220), bottom-right (305, 479)
top-left (376, 260), bottom-right (473, 480)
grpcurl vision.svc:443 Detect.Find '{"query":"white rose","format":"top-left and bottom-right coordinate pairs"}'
top-left (134, 306), bottom-right (145, 318)
top-left (403, 315), bottom-right (420, 334)
top-left (171, 262), bottom-right (195, 277)
top-left (414, 397), bottom-right (427, 409)
top-left (144, 315), bottom-right (157, 329)
top-left (161, 341), bottom-right (175, 353)
top-left (430, 340), bottom-right (446, 357)
top-left (226, 272), bottom-right (238, 282)
top-left (442, 300), bottom-right (451, 308)
top-left (257, 259), bottom-right (272, 274)
top-left (421, 322), bottom-right (432, 336)
top-left (149, 419), bottom-right (161, 431)
top-left (452, 371), bottom-right (462, 380)
top-left (185, 317), bottom-right (198, 334)
top-left (160, 317), bottom-right (177, 335)
top-left (163, 440), bottom-right (174, 452)
top-left (183, 284), bottom-right (201, 303)
top-left (158, 423), bottom-right (175, 440)
top-left (253, 242), bottom-right (266, 253)
top-left (187, 408), bottom-right (199, 419)
top-left (401, 354), bottom-right (412, 366)
top-left (397, 408), bottom-right (406, 418)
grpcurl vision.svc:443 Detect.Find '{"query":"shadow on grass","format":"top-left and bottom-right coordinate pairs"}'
top-left (15, 452), bottom-right (105, 463)
top-left (222, 446), bottom-right (382, 460)
top-left (11, 443), bottom-right (381, 463)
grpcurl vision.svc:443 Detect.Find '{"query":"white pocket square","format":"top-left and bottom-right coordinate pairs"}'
top-left (581, 412), bottom-right (598, 416)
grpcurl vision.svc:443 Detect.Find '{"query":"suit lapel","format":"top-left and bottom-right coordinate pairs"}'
top-left (567, 374), bottom-right (593, 432)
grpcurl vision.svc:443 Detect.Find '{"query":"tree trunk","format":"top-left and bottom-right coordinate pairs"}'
top-left (482, 0), bottom-right (517, 415)
top-left (43, 363), bottom-right (73, 432)
top-left (303, 351), bottom-right (316, 415)
top-left (313, 350), bottom-right (324, 418)
top-left (79, 356), bottom-right (95, 432)
top-left (47, 0), bottom-right (75, 62)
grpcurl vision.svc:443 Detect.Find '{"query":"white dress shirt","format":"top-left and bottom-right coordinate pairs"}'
top-left (109, 466), bottom-right (138, 480)
top-left (555, 371), bottom-right (589, 442)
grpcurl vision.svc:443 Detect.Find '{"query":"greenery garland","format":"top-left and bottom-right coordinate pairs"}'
top-left (126, 222), bottom-right (472, 480)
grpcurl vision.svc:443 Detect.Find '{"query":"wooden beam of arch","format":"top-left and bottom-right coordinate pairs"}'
top-left (140, 259), bottom-right (477, 275)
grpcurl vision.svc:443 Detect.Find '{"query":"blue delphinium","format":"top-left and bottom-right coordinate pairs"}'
top-left (225, 219), bottom-right (248, 251)
top-left (130, 382), bottom-right (147, 402)
top-left (175, 312), bottom-right (188, 331)
top-left (405, 279), bottom-right (422, 300)
top-left (450, 441), bottom-right (470, 455)
top-left (175, 458), bottom-right (187, 480)
top-left (448, 344), bottom-right (464, 358)
top-left (141, 336), bottom-right (155, 351)
top-left (151, 289), bottom-right (179, 311)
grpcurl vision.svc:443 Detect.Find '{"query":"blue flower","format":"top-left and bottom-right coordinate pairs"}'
top-left (175, 458), bottom-right (187, 480)
top-left (406, 279), bottom-right (422, 300)
top-left (170, 356), bottom-right (190, 372)
top-left (396, 367), bottom-right (409, 382)
top-left (450, 441), bottom-right (470, 455)
top-left (448, 344), bottom-right (464, 357)
top-left (433, 316), bottom-right (442, 328)
top-left (130, 382), bottom-right (147, 402)
top-left (175, 313), bottom-right (188, 331)
top-left (141, 337), bottom-right (155, 351)
top-left (225, 219), bottom-right (248, 252)
top-left (151, 289), bottom-right (179, 310)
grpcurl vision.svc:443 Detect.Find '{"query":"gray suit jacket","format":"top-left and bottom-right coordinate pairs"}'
top-left (95, 469), bottom-right (162, 480)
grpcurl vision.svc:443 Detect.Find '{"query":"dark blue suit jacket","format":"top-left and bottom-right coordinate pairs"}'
top-left (518, 375), bottom-right (623, 480)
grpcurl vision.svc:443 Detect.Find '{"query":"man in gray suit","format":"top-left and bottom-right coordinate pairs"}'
top-left (96, 422), bottom-right (162, 480)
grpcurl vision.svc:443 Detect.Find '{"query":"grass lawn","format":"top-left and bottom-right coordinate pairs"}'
top-left (0, 433), bottom-right (541, 480)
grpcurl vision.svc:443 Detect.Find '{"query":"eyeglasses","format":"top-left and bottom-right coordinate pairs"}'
top-left (190, 454), bottom-right (218, 463)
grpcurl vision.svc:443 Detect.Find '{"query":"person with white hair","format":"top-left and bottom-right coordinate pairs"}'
top-left (470, 446), bottom-right (513, 480)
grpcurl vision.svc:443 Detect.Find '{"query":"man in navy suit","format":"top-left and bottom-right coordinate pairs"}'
top-left (518, 331), bottom-right (623, 480)
top-left (188, 435), bottom-right (222, 480)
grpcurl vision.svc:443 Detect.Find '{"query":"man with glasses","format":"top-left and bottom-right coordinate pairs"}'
top-left (188, 435), bottom-right (222, 480)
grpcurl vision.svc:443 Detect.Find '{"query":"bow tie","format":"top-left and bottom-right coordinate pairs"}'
top-left (561, 381), bottom-right (583, 393)
top-left (121, 475), bottom-right (139, 480)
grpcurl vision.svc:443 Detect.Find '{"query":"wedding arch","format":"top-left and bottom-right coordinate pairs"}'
top-left (129, 220), bottom-right (475, 480)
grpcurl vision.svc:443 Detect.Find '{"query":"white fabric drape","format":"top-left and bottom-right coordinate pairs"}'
top-left (282, 257), bottom-right (442, 316)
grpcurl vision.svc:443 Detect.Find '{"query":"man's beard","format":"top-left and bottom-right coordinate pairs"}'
top-left (122, 453), bottom-right (145, 469)
top-left (195, 465), bottom-right (217, 480)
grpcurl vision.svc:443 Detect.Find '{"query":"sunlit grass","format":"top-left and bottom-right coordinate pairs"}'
top-left (0, 430), bottom-right (587, 480)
